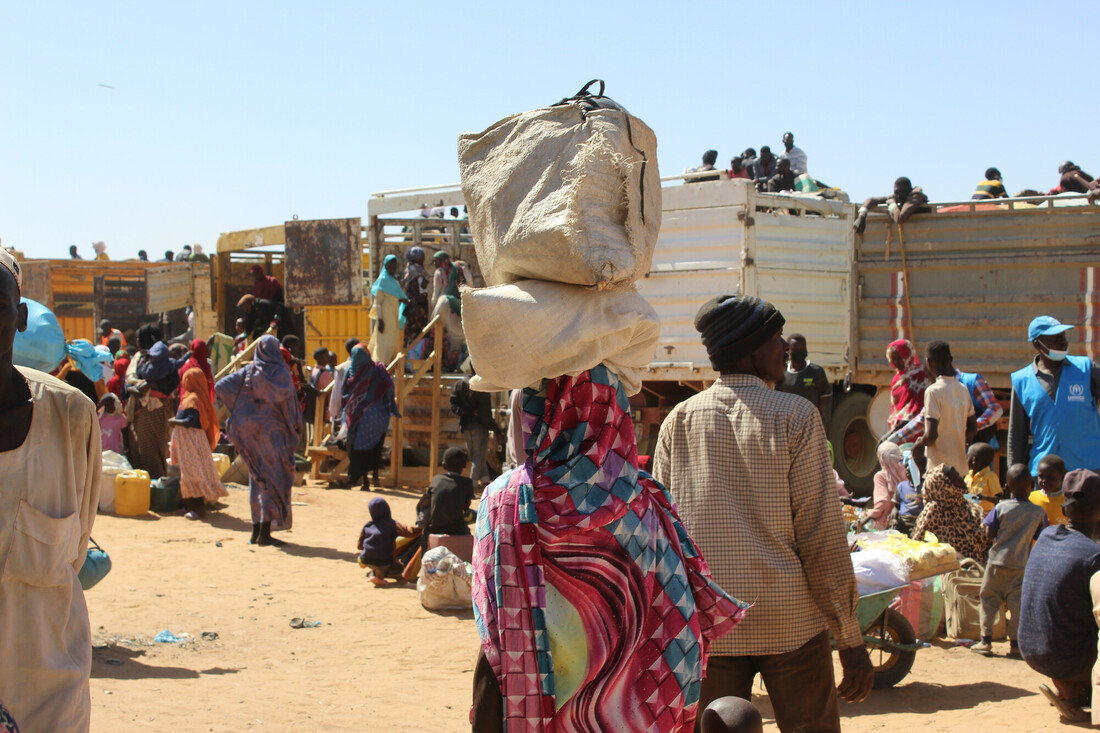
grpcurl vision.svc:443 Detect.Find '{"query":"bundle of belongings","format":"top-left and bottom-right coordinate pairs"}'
top-left (854, 529), bottom-right (959, 578)
top-left (459, 81), bottom-right (747, 731)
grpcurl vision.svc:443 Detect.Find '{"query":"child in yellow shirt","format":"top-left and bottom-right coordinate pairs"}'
top-left (965, 442), bottom-right (1002, 514)
top-left (1029, 454), bottom-right (1068, 526)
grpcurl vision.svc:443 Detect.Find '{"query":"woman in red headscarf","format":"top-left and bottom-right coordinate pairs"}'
top-left (170, 368), bottom-right (227, 519)
top-left (178, 339), bottom-right (215, 401)
top-left (107, 351), bottom-right (129, 402)
top-left (886, 339), bottom-right (929, 431)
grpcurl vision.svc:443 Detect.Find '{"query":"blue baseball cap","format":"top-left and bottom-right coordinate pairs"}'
top-left (1028, 315), bottom-right (1075, 342)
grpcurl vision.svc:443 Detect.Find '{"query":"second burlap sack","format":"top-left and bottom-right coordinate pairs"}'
top-left (461, 279), bottom-right (659, 396)
top-left (457, 80), bottom-right (661, 289)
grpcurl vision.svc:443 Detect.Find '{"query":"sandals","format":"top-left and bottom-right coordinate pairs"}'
top-left (1038, 684), bottom-right (1089, 723)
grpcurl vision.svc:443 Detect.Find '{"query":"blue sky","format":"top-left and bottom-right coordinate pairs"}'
top-left (3, 2), bottom-right (1097, 260)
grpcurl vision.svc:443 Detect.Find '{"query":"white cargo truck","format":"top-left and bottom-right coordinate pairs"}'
top-left (368, 178), bottom-right (1100, 493)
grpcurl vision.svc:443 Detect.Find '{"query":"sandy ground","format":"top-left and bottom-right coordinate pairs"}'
top-left (87, 481), bottom-right (1082, 732)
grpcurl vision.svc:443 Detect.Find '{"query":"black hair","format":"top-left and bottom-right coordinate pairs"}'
top-left (312, 347), bottom-right (328, 361)
top-left (967, 442), bottom-right (994, 467)
top-left (702, 150), bottom-right (718, 165)
top-left (443, 446), bottom-right (468, 471)
top-left (137, 324), bottom-right (163, 350)
top-left (926, 340), bottom-right (952, 363)
top-left (107, 337), bottom-right (121, 354)
top-left (742, 147), bottom-right (756, 158)
top-left (1006, 463), bottom-right (1031, 491)
top-left (98, 393), bottom-right (117, 413)
top-left (894, 176), bottom-right (912, 189)
top-left (1038, 454), bottom-right (1067, 474)
top-left (985, 167), bottom-right (1000, 180)
top-left (345, 337), bottom-right (360, 355)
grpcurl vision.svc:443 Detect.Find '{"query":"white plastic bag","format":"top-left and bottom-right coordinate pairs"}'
top-left (851, 548), bottom-right (911, 596)
top-left (100, 450), bottom-right (132, 513)
top-left (417, 546), bottom-right (473, 611)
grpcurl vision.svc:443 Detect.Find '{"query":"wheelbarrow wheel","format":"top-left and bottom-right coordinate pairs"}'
top-left (865, 608), bottom-right (916, 689)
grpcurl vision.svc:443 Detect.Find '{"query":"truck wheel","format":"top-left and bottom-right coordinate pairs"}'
top-left (865, 608), bottom-right (917, 689)
top-left (828, 391), bottom-right (876, 496)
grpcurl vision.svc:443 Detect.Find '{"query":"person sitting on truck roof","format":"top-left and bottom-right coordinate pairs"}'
top-left (159, 250), bottom-right (174, 263)
top-left (972, 168), bottom-right (1008, 200)
top-left (137, 249), bottom-right (149, 262)
top-left (781, 132), bottom-right (807, 176)
top-left (885, 366), bottom-right (1002, 448)
top-left (1056, 161), bottom-right (1097, 195)
top-left (775, 334), bottom-right (832, 426)
top-left (249, 264), bottom-right (283, 303)
top-left (750, 146), bottom-right (777, 191)
top-left (853, 177), bottom-right (930, 234)
top-left (69, 245), bottom-right (82, 260)
top-left (1008, 316), bottom-right (1100, 479)
top-left (685, 149), bottom-right (721, 183)
top-left (188, 244), bottom-right (209, 263)
top-left (727, 155), bottom-right (751, 180)
top-left (92, 241), bottom-right (109, 261)
top-left (766, 157), bottom-right (796, 193)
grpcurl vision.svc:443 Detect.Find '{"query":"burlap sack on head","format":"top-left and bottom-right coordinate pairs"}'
top-left (461, 279), bottom-right (659, 396)
top-left (457, 80), bottom-right (661, 289)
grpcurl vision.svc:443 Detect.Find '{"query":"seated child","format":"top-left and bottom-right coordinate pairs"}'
top-left (98, 393), bottom-right (128, 456)
top-left (700, 697), bottom-right (763, 733)
top-left (1030, 454), bottom-right (1068, 527)
top-left (971, 464), bottom-right (1047, 656)
top-left (421, 447), bottom-right (475, 536)
top-left (893, 448), bottom-right (924, 536)
top-left (357, 497), bottom-right (416, 587)
top-left (1018, 469), bottom-right (1100, 723)
top-left (964, 442), bottom-right (1002, 514)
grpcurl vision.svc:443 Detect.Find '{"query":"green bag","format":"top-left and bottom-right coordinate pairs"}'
top-left (77, 538), bottom-right (112, 591)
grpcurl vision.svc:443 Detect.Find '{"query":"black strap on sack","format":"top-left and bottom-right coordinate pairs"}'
top-left (551, 80), bottom-right (649, 225)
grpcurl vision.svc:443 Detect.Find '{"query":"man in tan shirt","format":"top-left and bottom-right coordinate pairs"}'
top-left (915, 340), bottom-right (976, 475)
top-left (654, 294), bottom-right (871, 733)
top-left (0, 247), bottom-right (100, 732)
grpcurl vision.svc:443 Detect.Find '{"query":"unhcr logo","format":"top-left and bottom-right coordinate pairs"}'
top-left (1069, 383), bottom-right (1087, 402)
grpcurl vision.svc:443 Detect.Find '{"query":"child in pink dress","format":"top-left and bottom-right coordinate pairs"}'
top-left (98, 393), bottom-right (128, 455)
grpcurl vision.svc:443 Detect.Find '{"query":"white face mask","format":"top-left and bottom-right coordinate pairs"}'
top-left (1046, 348), bottom-right (1068, 362)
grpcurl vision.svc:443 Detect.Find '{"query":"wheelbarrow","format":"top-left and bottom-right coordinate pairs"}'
top-left (854, 585), bottom-right (924, 689)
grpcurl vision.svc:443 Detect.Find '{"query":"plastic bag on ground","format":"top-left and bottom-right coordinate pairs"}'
top-left (99, 451), bottom-right (132, 513)
top-left (417, 546), bottom-right (473, 611)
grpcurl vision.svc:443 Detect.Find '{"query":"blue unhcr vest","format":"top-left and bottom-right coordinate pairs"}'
top-left (1010, 355), bottom-right (1100, 475)
top-left (957, 371), bottom-right (998, 449)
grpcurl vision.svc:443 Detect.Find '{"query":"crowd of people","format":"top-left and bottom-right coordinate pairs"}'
top-left (683, 131), bottom-right (809, 193)
top-left (66, 242), bottom-right (211, 263)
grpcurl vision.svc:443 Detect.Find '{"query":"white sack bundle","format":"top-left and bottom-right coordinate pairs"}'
top-left (457, 80), bottom-right (661, 289)
top-left (462, 279), bottom-right (659, 396)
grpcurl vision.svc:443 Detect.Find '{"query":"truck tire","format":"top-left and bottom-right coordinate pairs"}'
top-left (828, 391), bottom-right (876, 496)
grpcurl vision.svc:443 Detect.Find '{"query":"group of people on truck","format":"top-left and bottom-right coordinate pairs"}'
top-left (685, 131), bottom-right (809, 193)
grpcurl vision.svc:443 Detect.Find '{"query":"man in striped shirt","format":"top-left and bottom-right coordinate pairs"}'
top-left (972, 168), bottom-right (1008, 200)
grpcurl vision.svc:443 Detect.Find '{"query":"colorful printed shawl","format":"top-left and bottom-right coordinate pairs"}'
top-left (472, 366), bottom-right (747, 731)
top-left (912, 463), bottom-right (990, 563)
top-left (341, 345), bottom-right (398, 451)
top-left (179, 338), bottom-right (215, 400)
top-left (886, 339), bottom-right (929, 429)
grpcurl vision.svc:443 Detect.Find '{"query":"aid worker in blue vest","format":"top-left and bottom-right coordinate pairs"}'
top-left (1008, 315), bottom-right (1100, 477)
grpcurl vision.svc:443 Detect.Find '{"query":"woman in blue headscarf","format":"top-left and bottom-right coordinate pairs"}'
top-left (367, 254), bottom-right (408, 368)
top-left (216, 334), bottom-right (300, 546)
top-left (340, 344), bottom-right (398, 490)
top-left (401, 247), bottom-right (431, 350)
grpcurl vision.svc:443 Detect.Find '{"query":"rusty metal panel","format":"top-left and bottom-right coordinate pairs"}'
top-left (19, 262), bottom-right (51, 306)
top-left (284, 218), bottom-right (362, 306)
top-left (855, 204), bottom-right (1100, 390)
top-left (145, 265), bottom-right (193, 313)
